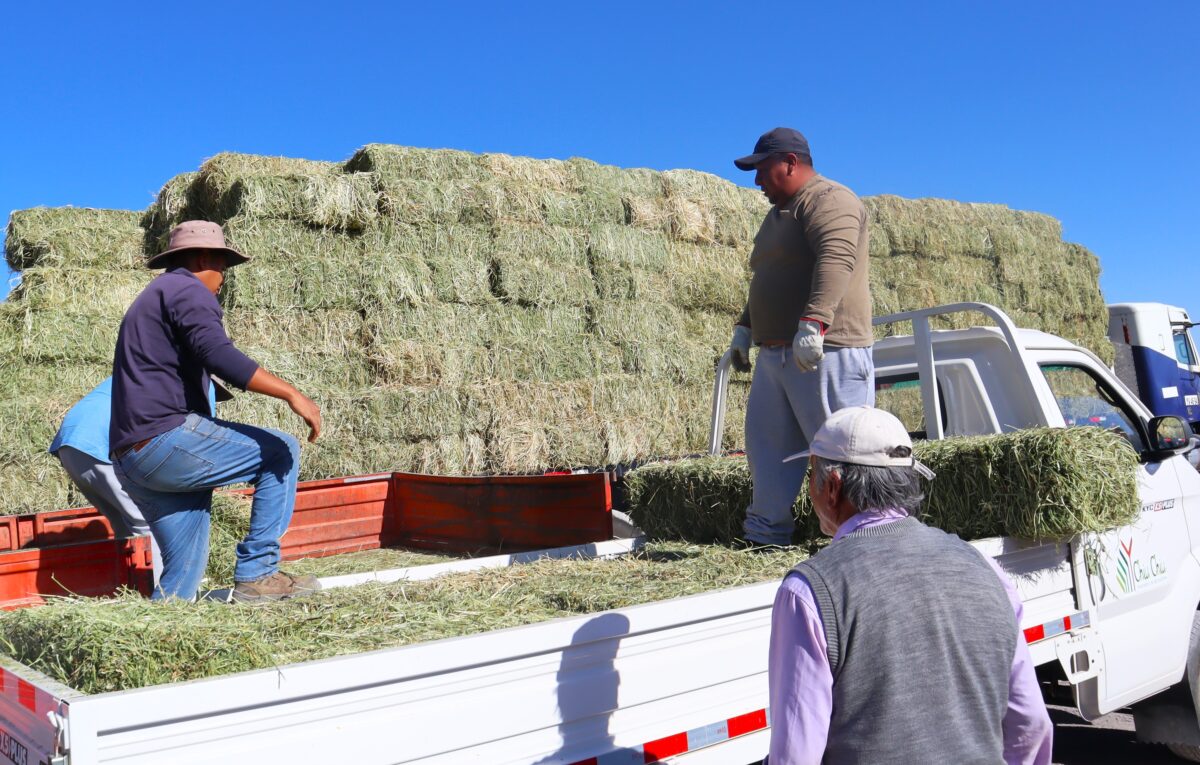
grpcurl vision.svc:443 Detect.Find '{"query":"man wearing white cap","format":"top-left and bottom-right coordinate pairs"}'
top-left (766, 406), bottom-right (1052, 765)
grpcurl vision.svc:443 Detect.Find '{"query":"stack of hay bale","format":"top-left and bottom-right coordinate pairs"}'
top-left (1, 209), bottom-right (151, 511)
top-left (2, 144), bottom-right (1110, 514)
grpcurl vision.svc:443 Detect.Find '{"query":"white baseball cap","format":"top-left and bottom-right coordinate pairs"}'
top-left (783, 406), bottom-right (936, 480)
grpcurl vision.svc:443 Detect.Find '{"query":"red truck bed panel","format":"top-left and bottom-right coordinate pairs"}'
top-left (0, 471), bottom-right (613, 607)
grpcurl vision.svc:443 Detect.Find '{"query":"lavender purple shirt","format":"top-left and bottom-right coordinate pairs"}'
top-left (110, 268), bottom-right (259, 453)
top-left (767, 509), bottom-right (1054, 765)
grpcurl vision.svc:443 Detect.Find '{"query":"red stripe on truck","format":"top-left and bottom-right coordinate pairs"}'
top-left (643, 731), bottom-right (689, 761)
top-left (727, 708), bottom-right (769, 738)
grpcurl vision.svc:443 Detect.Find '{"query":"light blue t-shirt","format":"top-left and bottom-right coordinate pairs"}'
top-left (49, 377), bottom-right (217, 463)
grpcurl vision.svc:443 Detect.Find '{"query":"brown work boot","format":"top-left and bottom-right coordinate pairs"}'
top-left (231, 570), bottom-right (322, 603)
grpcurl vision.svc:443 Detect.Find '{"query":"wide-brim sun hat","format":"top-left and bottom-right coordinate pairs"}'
top-left (146, 220), bottom-right (250, 269)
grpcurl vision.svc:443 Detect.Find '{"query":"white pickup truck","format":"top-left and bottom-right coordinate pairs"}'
top-left (4, 302), bottom-right (1200, 764)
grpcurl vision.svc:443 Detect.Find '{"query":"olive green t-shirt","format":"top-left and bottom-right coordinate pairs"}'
top-left (737, 174), bottom-right (872, 348)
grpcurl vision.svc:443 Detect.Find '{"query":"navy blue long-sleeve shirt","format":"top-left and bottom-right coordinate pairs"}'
top-left (109, 268), bottom-right (259, 454)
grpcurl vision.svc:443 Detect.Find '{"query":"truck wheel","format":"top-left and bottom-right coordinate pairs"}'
top-left (1168, 743), bottom-right (1200, 762)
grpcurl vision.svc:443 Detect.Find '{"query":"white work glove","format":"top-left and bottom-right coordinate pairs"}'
top-left (792, 319), bottom-right (825, 372)
top-left (729, 325), bottom-right (752, 373)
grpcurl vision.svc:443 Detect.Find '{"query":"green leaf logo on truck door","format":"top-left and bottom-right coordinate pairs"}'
top-left (1113, 536), bottom-right (1169, 595)
top-left (1116, 538), bottom-right (1135, 594)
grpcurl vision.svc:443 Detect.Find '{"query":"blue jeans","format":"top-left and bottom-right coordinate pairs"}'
top-left (743, 346), bottom-right (875, 545)
top-left (113, 413), bottom-right (301, 600)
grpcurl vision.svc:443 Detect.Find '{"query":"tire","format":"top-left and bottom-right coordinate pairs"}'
top-left (1168, 742), bottom-right (1200, 762)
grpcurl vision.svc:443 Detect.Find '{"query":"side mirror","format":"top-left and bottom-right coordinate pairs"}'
top-left (1148, 415), bottom-right (1193, 456)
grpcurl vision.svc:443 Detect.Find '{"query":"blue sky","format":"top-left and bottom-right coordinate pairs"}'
top-left (3, 1), bottom-right (1197, 315)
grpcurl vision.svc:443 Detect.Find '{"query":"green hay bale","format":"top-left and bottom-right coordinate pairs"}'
top-left (539, 189), bottom-right (625, 229)
top-left (224, 309), bottom-right (373, 390)
top-left (0, 395), bottom-right (78, 459)
top-left (8, 268), bottom-right (153, 314)
top-left (0, 454), bottom-right (79, 515)
top-left (588, 224), bottom-right (670, 271)
top-left (141, 172), bottom-right (202, 252)
top-left (364, 304), bottom-right (492, 387)
top-left (5, 208), bottom-right (145, 271)
top-left (591, 301), bottom-right (717, 382)
top-left (360, 386), bottom-right (489, 442)
top-left (473, 381), bottom-right (602, 472)
top-left (565, 158), bottom-right (666, 200)
top-left (400, 224), bottom-right (495, 304)
top-left (665, 241), bottom-right (748, 314)
top-left (194, 153), bottom-right (379, 231)
top-left (624, 427), bottom-right (1140, 545)
top-left (480, 153), bottom-right (573, 190)
top-left (375, 178), bottom-right (481, 226)
top-left (0, 304), bottom-right (121, 364)
top-left (918, 427), bottom-right (1139, 539)
top-left (365, 304), bottom-right (602, 386)
top-left (0, 541), bottom-right (799, 694)
top-left (345, 143), bottom-right (489, 183)
top-left (0, 361), bottom-right (109, 418)
top-left (220, 219), bottom-right (366, 310)
top-left (590, 376), bottom-right (701, 464)
top-left (662, 170), bottom-right (765, 246)
top-left (491, 223), bottom-right (595, 307)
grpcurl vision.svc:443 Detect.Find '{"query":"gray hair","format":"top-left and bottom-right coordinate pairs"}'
top-left (811, 456), bottom-right (925, 517)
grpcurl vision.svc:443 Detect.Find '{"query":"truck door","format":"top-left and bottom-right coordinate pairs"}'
top-left (1171, 325), bottom-right (1200, 431)
top-left (1039, 362), bottom-right (1198, 713)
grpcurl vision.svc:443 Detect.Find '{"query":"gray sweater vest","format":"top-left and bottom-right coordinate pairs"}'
top-left (792, 517), bottom-right (1016, 765)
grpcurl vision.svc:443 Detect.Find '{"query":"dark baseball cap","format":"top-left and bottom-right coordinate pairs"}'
top-left (734, 127), bottom-right (812, 171)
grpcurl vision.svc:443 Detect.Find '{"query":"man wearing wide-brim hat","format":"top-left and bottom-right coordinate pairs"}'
top-left (765, 406), bottom-right (1052, 764)
top-left (110, 220), bottom-right (323, 603)
top-left (728, 127), bottom-right (876, 549)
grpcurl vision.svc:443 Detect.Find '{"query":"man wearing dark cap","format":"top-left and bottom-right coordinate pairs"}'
top-left (729, 128), bottom-right (875, 548)
top-left (110, 220), bottom-right (323, 602)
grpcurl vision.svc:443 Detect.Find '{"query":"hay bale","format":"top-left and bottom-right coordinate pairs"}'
top-left (0, 454), bottom-right (79, 515)
top-left (194, 153), bottom-right (379, 231)
top-left (9, 268), bottom-right (153, 314)
top-left (0, 361), bottom-right (109, 421)
top-left (141, 172), bottom-right (202, 252)
top-left (662, 170), bottom-right (766, 246)
top-left (345, 144), bottom-right (489, 183)
top-left (0, 304), bottom-right (122, 364)
top-left (491, 223), bottom-right (594, 307)
top-left (224, 309), bottom-right (372, 390)
top-left (365, 304), bottom-right (603, 386)
top-left (565, 158), bottom-right (666, 200)
top-left (623, 427), bottom-right (1140, 545)
top-left (5, 208), bottom-right (145, 271)
top-left (220, 218), bottom-right (366, 310)
top-left (666, 241), bottom-right (748, 314)
top-left (0, 541), bottom-right (798, 694)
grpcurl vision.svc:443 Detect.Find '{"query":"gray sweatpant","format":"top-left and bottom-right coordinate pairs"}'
top-left (743, 345), bottom-right (875, 545)
top-left (57, 446), bottom-right (163, 586)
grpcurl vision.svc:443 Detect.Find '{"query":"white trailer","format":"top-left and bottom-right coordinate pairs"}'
top-left (6, 302), bottom-right (1200, 763)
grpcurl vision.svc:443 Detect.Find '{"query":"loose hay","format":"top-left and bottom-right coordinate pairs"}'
top-left (0, 542), bottom-right (799, 694)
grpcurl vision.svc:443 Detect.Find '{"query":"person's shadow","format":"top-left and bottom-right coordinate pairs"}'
top-left (533, 612), bottom-right (645, 764)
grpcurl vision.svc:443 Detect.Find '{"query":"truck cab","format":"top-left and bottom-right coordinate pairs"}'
top-left (1109, 302), bottom-right (1200, 432)
top-left (870, 303), bottom-right (1200, 756)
